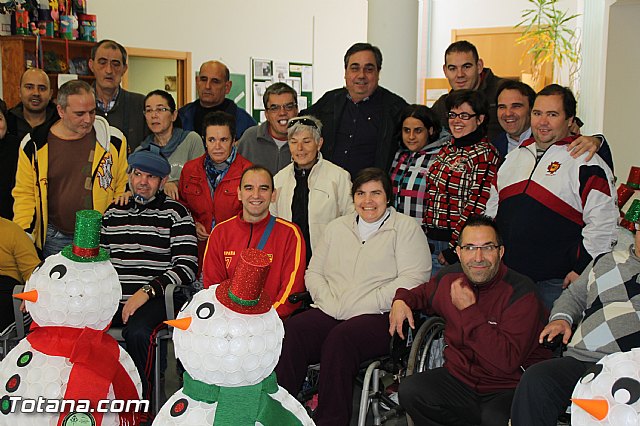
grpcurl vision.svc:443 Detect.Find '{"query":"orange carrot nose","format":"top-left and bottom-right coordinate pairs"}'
top-left (13, 290), bottom-right (38, 303)
top-left (164, 317), bottom-right (192, 331)
top-left (572, 398), bottom-right (609, 420)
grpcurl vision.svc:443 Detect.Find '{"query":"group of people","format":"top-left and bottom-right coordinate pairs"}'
top-left (0, 35), bottom-right (637, 426)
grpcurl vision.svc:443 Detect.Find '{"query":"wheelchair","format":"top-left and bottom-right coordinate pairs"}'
top-left (356, 315), bottom-right (446, 426)
top-left (287, 291), bottom-right (447, 425)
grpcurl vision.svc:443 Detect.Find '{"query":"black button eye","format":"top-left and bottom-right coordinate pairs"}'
top-left (196, 302), bottom-right (215, 320)
top-left (612, 378), bottom-right (640, 405)
top-left (49, 265), bottom-right (67, 280)
top-left (580, 364), bottom-right (604, 384)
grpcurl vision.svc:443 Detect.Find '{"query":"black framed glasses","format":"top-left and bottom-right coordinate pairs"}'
top-left (287, 117), bottom-right (318, 129)
top-left (458, 244), bottom-right (501, 253)
top-left (266, 102), bottom-right (298, 112)
top-left (447, 112), bottom-right (477, 120)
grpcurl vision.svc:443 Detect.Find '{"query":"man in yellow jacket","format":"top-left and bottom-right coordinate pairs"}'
top-left (12, 80), bottom-right (128, 257)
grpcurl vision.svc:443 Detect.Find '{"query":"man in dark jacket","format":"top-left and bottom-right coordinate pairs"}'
top-left (493, 80), bottom-right (613, 170)
top-left (390, 215), bottom-right (550, 426)
top-left (431, 40), bottom-right (504, 142)
top-left (89, 39), bottom-right (148, 152)
top-left (178, 60), bottom-right (256, 140)
top-left (302, 42), bottom-right (407, 178)
top-left (7, 68), bottom-right (58, 141)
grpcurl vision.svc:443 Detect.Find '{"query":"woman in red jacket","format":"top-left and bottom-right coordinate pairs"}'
top-left (179, 111), bottom-right (252, 272)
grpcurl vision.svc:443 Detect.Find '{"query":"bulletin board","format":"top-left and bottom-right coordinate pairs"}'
top-left (250, 58), bottom-right (313, 123)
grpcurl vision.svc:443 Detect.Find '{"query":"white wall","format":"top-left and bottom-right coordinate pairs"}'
top-left (88, 0), bottom-right (368, 107)
top-left (425, 0), bottom-right (577, 77)
top-left (603, 0), bottom-right (640, 179)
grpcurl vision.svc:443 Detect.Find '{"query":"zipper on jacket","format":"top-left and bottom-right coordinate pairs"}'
top-left (522, 146), bottom-right (547, 194)
top-left (246, 223), bottom-right (253, 248)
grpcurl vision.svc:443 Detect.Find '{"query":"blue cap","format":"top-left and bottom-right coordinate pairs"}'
top-left (128, 145), bottom-right (171, 177)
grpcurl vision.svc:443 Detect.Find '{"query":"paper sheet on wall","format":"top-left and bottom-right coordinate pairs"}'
top-left (57, 74), bottom-right (78, 88)
top-left (286, 77), bottom-right (301, 95)
top-left (273, 61), bottom-right (289, 82)
top-left (253, 82), bottom-right (267, 110)
top-left (302, 66), bottom-right (313, 92)
top-left (297, 96), bottom-right (308, 111)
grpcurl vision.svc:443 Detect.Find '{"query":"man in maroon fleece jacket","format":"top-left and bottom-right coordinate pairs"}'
top-left (389, 215), bottom-right (550, 426)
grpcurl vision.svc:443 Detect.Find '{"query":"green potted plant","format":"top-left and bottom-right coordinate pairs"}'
top-left (516, 0), bottom-right (580, 89)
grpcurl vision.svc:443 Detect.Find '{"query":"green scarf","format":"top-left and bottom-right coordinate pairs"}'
top-left (182, 371), bottom-right (304, 425)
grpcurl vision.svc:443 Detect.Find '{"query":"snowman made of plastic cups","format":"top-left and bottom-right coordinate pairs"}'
top-left (153, 247), bottom-right (313, 425)
top-left (0, 210), bottom-right (142, 426)
top-left (571, 348), bottom-right (640, 425)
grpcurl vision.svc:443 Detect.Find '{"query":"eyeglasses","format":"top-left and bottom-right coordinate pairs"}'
top-left (266, 102), bottom-right (298, 113)
top-left (287, 117), bottom-right (318, 129)
top-left (448, 112), bottom-right (477, 120)
top-left (143, 107), bottom-right (172, 115)
top-left (458, 244), bottom-right (501, 253)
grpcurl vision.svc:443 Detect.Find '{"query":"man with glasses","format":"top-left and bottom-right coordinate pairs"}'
top-left (89, 39), bottom-right (147, 152)
top-left (486, 84), bottom-right (618, 311)
top-left (390, 215), bottom-right (550, 426)
top-left (302, 42), bottom-right (407, 178)
top-left (237, 82), bottom-right (298, 174)
top-left (179, 60), bottom-right (256, 140)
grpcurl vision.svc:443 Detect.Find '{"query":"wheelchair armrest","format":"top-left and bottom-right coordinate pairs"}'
top-left (164, 284), bottom-right (193, 321)
top-left (288, 291), bottom-right (312, 304)
top-left (12, 285), bottom-right (26, 339)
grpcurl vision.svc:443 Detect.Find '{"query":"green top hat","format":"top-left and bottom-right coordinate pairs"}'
top-left (61, 210), bottom-right (110, 262)
top-left (624, 199), bottom-right (640, 224)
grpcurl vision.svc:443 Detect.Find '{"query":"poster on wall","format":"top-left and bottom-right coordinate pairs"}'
top-left (229, 73), bottom-right (247, 110)
top-left (250, 58), bottom-right (313, 123)
top-left (253, 59), bottom-right (272, 80)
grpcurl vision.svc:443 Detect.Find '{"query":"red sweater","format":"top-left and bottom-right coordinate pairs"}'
top-left (178, 153), bottom-right (252, 267)
top-left (394, 263), bottom-right (550, 393)
top-left (202, 213), bottom-right (306, 318)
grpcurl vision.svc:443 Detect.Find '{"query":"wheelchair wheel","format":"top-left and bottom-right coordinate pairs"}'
top-left (405, 316), bottom-right (445, 376)
top-left (404, 317), bottom-right (446, 426)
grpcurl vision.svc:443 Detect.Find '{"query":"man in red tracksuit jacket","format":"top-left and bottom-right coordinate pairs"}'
top-left (389, 215), bottom-right (550, 426)
top-left (202, 165), bottom-right (306, 319)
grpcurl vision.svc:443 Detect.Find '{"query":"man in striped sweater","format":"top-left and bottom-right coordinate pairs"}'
top-left (101, 146), bottom-right (198, 408)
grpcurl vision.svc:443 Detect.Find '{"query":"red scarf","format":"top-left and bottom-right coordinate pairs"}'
top-left (27, 323), bottom-right (141, 426)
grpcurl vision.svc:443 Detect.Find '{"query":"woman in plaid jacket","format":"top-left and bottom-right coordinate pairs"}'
top-left (424, 90), bottom-right (500, 272)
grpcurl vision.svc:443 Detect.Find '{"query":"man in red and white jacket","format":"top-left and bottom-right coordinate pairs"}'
top-left (485, 84), bottom-right (617, 310)
top-left (202, 165), bottom-right (306, 319)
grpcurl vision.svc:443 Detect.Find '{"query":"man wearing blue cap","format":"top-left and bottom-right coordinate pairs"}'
top-left (101, 145), bottom-right (198, 414)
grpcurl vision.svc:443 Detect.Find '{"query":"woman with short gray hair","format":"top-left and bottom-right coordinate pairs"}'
top-left (270, 115), bottom-right (353, 263)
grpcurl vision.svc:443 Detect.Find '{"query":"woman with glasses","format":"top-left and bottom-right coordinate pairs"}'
top-left (139, 89), bottom-right (204, 200)
top-left (275, 167), bottom-right (431, 426)
top-left (424, 89), bottom-right (500, 272)
top-left (270, 115), bottom-right (353, 263)
top-left (179, 111), bottom-right (252, 272)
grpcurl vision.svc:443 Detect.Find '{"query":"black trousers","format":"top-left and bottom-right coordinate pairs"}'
top-left (112, 296), bottom-right (169, 402)
top-left (510, 356), bottom-right (592, 426)
top-left (399, 367), bottom-right (514, 426)
top-left (0, 275), bottom-right (19, 331)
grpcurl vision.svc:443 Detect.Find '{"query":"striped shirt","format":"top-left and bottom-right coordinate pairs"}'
top-left (101, 193), bottom-right (198, 296)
